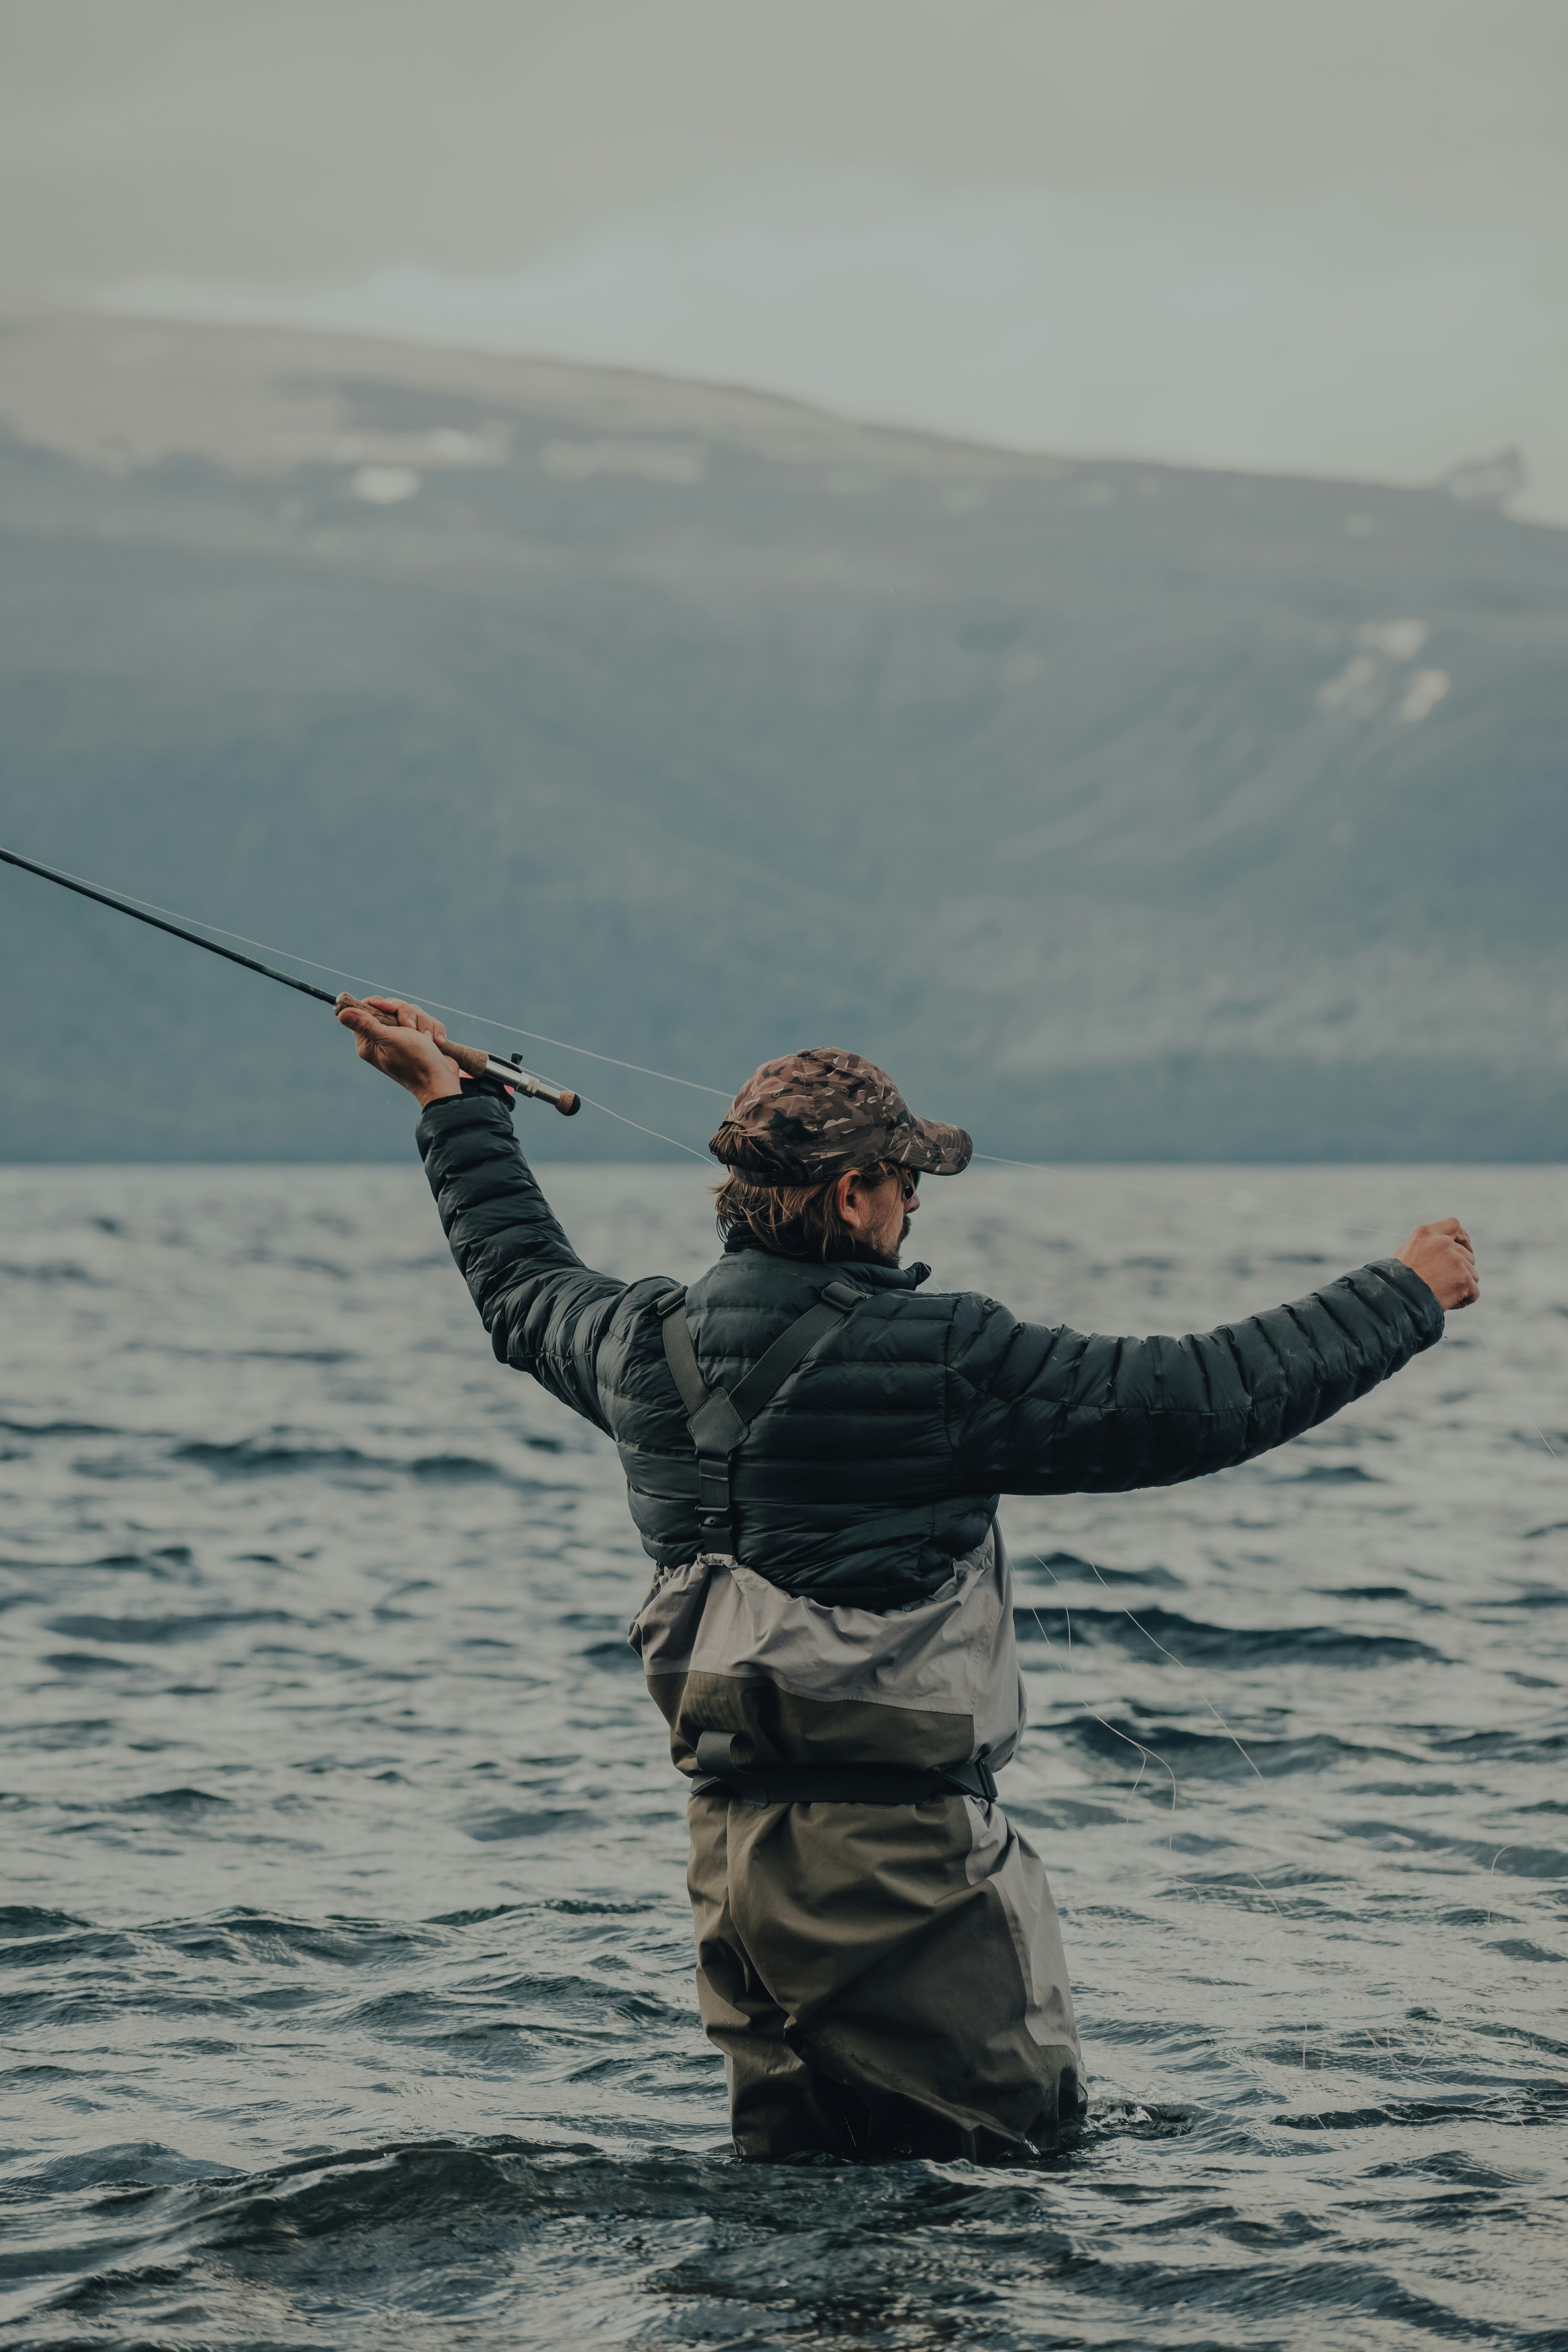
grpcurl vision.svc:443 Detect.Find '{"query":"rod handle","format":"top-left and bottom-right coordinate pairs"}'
top-left (335, 992), bottom-right (488, 1078)
top-left (334, 995), bottom-right (581, 1116)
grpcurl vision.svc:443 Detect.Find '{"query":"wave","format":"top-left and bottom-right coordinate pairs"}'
top-left (172, 1438), bottom-right (548, 1486)
top-left (42, 1650), bottom-right (147, 1676)
top-left (116, 1786), bottom-right (233, 1814)
top-left (0, 2138), bottom-right (238, 2200)
top-left (0, 1260), bottom-right (107, 1285)
top-left (0, 1418), bottom-right (120, 1438)
top-left (461, 1806), bottom-right (602, 1843)
top-left (44, 1610), bottom-right (297, 1644)
top-left (581, 1639), bottom-right (642, 1671)
top-left (1022, 1552), bottom-right (1184, 1588)
top-left (1275, 1462), bottom-right (1383, 1485)
top-left (0, 1909), bottom-right (440, 1976)
top-left (1056, 1715), bottom-right (1400, 1777)
top-left (1273, 2084), bottom-right (1568, 2133)
top-left (1338, 1818), bottom-right (1568, 1881)
top-left (149, 1912), bottom-right (441, 1967)
top-left (174, 1438), bottom-right (402, 1478)
top-left (5, 1546), bottom-right (198, 1576)
top-left (0, 1907), bottom-right (87, 1942)
top-left (1016, 1603), bottom-right (1438, 1668)
top-left (410, 1452), bottom-right (521, 1482)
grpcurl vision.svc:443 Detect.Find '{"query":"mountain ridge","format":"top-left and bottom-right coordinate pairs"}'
top-left (1, 309), bottom-right (1563, 1162)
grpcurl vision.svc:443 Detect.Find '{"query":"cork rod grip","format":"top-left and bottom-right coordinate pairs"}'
top-left (335, 994), bottom-right (581, 1116)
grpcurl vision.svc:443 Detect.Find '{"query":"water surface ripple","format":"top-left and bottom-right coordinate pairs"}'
top-left (2, 1164), bottom-right (1565, 2349)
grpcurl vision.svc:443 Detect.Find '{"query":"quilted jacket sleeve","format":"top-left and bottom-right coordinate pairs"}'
top-left (415, 1091), bottom-right (625, 1434)
top-left (946, 1259), bottom-right (1445, 1496)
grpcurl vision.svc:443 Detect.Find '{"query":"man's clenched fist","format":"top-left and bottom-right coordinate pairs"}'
top-left (337, 996), bottom-right (464, 1110)
top-left (1395, 1217), bottom-right (1479, 1311)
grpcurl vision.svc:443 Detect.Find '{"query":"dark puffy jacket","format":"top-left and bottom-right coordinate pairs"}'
top-left (418, 1093), bottom-right (1445, 1610)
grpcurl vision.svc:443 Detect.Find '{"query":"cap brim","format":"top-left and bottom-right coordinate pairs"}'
top-left (895, 1117), bottom-right (973, 1177)
top-left (709, 1110), bottom-right (973, 1183)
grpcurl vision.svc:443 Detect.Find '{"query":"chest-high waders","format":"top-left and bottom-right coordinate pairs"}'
top-left (632, 1283), bottom-right (1087, 2163)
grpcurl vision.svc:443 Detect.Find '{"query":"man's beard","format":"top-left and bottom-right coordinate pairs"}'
top-left (831, 1210), bottom-right (911, 1267)
top-left (867, 1211), bottom-right (912, 1267)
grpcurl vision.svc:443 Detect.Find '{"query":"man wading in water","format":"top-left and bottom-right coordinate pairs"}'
top-left (339, 997), bottom-right (1479, 2162)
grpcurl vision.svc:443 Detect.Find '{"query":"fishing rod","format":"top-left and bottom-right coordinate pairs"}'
top-left (0, 844), bottom-right (581, 1116)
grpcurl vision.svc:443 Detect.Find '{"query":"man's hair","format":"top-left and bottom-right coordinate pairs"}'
top-left (714, 1162), bottom-right (904, 1260)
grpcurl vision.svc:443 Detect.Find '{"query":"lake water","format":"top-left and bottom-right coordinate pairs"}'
top-left (2, 1160), bottom-right (1565, 2350)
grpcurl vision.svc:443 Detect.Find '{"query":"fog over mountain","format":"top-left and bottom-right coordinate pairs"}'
top-left (2, 310), bottom-right (1564, 1163)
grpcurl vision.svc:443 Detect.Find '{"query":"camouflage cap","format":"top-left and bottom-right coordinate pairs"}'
top-left (710, 1048), bottom-right (973, 1184)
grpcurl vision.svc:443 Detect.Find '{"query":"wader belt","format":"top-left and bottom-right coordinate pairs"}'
top-left (659, 1278), bottom-right (863, 1545)
top-left (691, 1732), bottom-right (1000, 1808)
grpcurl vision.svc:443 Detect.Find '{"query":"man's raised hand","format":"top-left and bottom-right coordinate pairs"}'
top-left (1395, 1217), bottom-right (1479, 1312)
top-left (336, 996), bottom-right (464, 1109)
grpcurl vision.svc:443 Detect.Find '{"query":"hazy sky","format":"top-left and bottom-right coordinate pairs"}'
top-left (5, 0), bottom-right (1567, 517)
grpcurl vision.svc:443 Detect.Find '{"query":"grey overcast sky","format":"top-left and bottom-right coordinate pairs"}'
top-left (5, 0), bottom-right (1568, 516)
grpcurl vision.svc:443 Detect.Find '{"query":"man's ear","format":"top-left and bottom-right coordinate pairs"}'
top-left (835, 1169), bottom-right (865, 1231)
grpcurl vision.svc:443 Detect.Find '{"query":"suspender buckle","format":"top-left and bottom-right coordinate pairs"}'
top-left (695, 1459), bottom-right (733, 1528)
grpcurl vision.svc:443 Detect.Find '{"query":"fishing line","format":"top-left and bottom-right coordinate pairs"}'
top-left (1025, 1584), bottom-right (1178, 1843)
top-left (1028, 1563), bottom-right (1328, 2112)
top-left (1471, 1319), bottom-right (1563, 1465)
top-left (391, 1008), bottom-right (732, 1101)
top-left (1084, 1569), bottom-right (1311, 1942)
top-left (973, 1151), bottom-right (1067, 1171)
top-left (573, 1096), bottom-right (714, 1164)
top-left (1083, 1560), bottom-right (1269, 1787)
top-left (1033, 1553), bottom-right (1280, 1881)
top-left (1034, 1553), bottom-right (1312, 1935)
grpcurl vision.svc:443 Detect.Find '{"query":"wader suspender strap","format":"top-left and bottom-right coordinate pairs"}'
top-left (659, 1279), bottom-right (862, 1544)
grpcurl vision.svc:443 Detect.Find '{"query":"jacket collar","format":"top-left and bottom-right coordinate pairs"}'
top-left (721, 1234), bottom-right (929, 1290)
